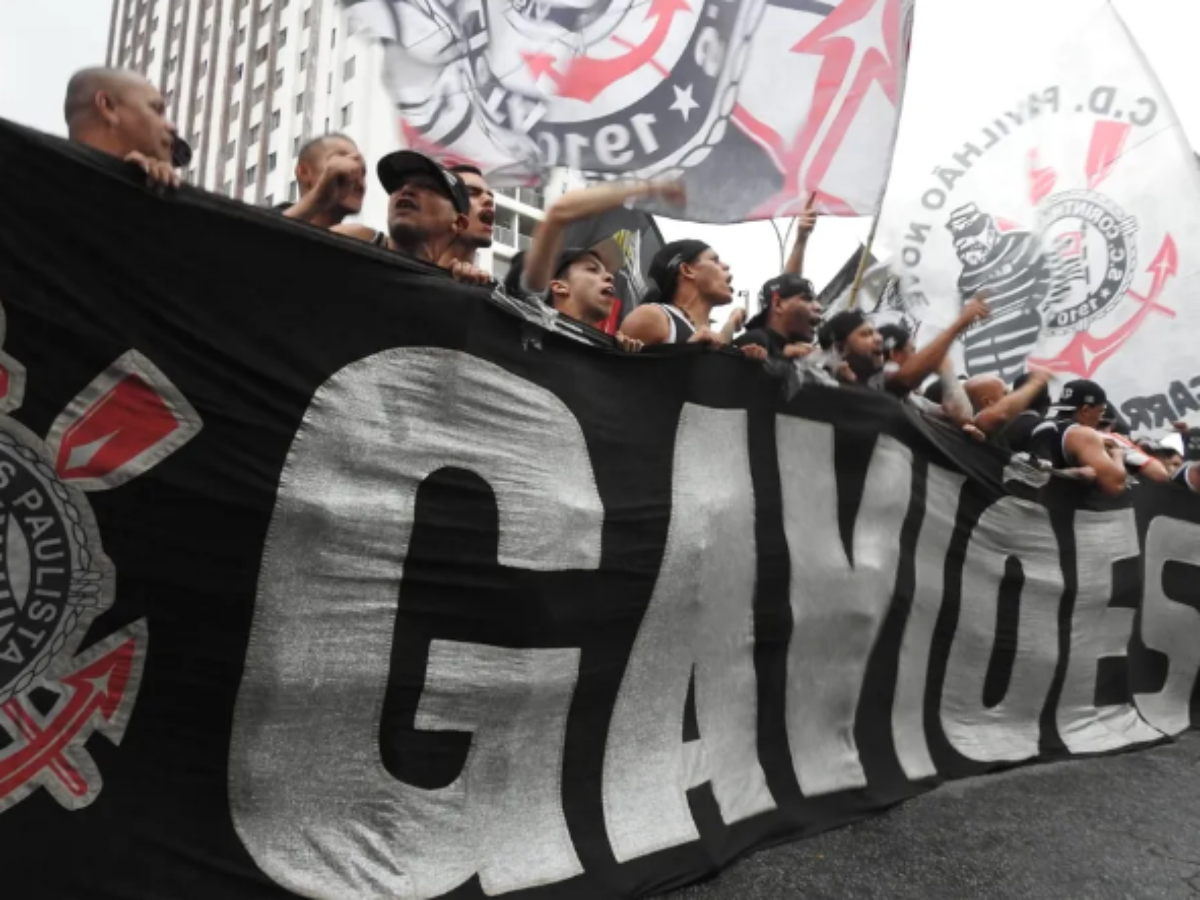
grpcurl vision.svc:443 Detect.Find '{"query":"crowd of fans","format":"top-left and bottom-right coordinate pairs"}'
top-left (60, 66), bottom-right (1200, 499)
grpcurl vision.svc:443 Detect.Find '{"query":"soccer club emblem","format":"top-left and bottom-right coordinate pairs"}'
top-left (0, 340), bottom-right (202, 814)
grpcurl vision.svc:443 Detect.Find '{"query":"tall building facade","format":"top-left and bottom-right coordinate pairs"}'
top-left (105, 0), bottom-right (560, 278)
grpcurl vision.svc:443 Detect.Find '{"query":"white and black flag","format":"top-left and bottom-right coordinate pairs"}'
top-left (341, 0), bottom-right (914, 222)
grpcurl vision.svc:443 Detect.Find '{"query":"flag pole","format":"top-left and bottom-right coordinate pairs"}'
top-left (845, 214), bottom-right (881, 311)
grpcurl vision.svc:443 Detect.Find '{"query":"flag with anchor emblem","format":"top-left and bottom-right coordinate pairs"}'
top-left (881, 0), bottom-right (1200, 436)
top-left (341, 0), bottom-right (914, 222)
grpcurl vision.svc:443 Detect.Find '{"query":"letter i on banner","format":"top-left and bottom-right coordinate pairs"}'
top-left (231, 349), bottom-right (602, 900)
top-left (603, 404), bottom-right (774, 864)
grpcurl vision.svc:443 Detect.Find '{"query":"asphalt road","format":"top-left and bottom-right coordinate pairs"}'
top-left (671, 732), bottom-right (1200, 899)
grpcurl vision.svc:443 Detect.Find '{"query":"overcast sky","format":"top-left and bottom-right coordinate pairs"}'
top-left (1, 0), bottom-right (1196, 324)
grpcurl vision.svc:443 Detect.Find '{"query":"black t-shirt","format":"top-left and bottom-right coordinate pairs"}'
top-left (735, 327), bottom-right (788, 357)
top-left (995, 409), bottom-right (1043, 453)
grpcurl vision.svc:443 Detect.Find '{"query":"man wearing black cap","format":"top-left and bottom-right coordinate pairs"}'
top-left (620, 239), bottom-right (734, 346)
top-left (1029, 379), bottom-right (1128, 495)
top-left (334, 150), bottom-right (487, 282)
top-left (736, 274), bottom-right (823, 359)
top-left (64, 67), bottom-right (189, 190)
top-left (823, 294), bottom-right (990, 394)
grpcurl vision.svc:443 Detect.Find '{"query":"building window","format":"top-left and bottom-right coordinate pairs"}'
top-left (330, 28), bottom-right (337, 47)
top-left (281, 0), bottom-right (289, 7)
top-left (238, 26), bottom-right (246, 45)
top-left (147, 47), bottom-right (155, 63)
top-left (274, 68), bottom-right (284, 89)
top-left (255, 45), bottom-right (269, 66)
top-left (299, 50), bottom-right (307, 71)
top-left (264, 193), bottom-right (273, 207)
top-left (204, 0), bottom-right (213, 9)
top-left (231, 101), bottom-right (241, 120)
top-left (344, 57), bottom-right (355, 80)
top-left (169, 55), bottom-right (178, 73)
top-left (249, 123), bottom-right (261, 144)
top-left (199, 58), bottom-right (208, 77)
top-left (165, 90), bottom-right (174, 107)
top-left (292, 136), bottom-right (300, 155)
top-left (261, 3), bottom-right (272, 19)
top-left (294, 94), bottom-right (304, 114)
top-left (271, 109), bottom-right (281, 130)
top-left (341, 103), bottom-right (353, 127)
top-left (268, 152), bottom-right (277, 172)
top-left (253, 84), bottom-right (265, 105)
top-left (201, 24), bottom-right (210, 43)
top-left (323, 116), bottom-right (329, 134)
top-left (278, 28), bottom-right (287, 46)
top-left (234, 62), bottom-right (244, 83)
top-left (246, 164), bottom-right (257, 186)
top-left (223, 180), bottom-right (232, 196)
top-left (303, 8), bottom-right (311, 27)
top-left (326, 73), bottom-right (332, 94)
top-left (151, 15), bottom-right (160, 30)
top-left (288, 179), bottom-right (298, 200)
top-left (225, 140), bottom-right (236, 160)
top-left (188, 167), bottom-right (198, 183)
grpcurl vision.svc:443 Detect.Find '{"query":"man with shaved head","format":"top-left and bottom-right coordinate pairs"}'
top-left (964, 369), bottom-right (1052, 447)
top-left (281, 133), bottom-right (366, 228)
top-left (64, 67), bottom-right (186, 190)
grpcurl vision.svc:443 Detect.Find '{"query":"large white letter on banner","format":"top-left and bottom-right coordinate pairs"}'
top-left (892, 464), bottom-right (966, 781)
top-left (942, 498), bottom-right (1061, 762)
top-left (778, 419), bottom-right (912, 797)
top-left (229, 349), bottom-right (603, 900)
top-left (1057, 509), bottom-right (1161, 753)
top-left (1136, 516), bottom-right (1200, 735)
top-left (603, 404), bottom-right (774, 863)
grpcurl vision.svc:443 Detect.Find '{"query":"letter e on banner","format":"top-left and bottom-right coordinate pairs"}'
top-left (1136, 516), bottom-right (1200, 735)
top-left (1057, 509), bottom-right (1162, 753)
top-left (603, 404), bottom-right (774, 863)
top-left (229, 349), bottom-right (602, 900)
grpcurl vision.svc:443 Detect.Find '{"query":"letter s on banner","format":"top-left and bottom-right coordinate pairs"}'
top-left (941, 498), bottom-right (1061, 762)
top-left (1136, 516), bottom-right (1200, 735)
top-left (229, 349), bottom-right (602, 900)
top-left (603, 404), bottom-right (774, 863)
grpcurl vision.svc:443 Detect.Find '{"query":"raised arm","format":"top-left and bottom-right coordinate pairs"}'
top-left (886, 295), bottom-right (990, 394)
top-left (974, 368), bottom-right (1052, 436)
top-left (523, 180), bottom-right (684, 295)
top-left (782, 195), bottom-right (817, 276)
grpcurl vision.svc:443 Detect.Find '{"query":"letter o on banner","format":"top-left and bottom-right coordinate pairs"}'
top-left (941, 498), bottom-right (1062, 762)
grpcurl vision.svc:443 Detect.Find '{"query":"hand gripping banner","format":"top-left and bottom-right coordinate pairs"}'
top-left (0, 119), bottom-right (1198, 900)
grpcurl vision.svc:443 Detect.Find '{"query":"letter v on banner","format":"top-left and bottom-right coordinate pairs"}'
top-left (603, 404), bottom-right (774, 864)
top-left (776, 419), bottom-right (912, 797)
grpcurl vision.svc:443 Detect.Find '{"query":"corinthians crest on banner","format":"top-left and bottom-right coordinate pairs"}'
top-left (340, 0), bottom-right (914, 222)
top-left (881, 0), bottom-right (1200, 435)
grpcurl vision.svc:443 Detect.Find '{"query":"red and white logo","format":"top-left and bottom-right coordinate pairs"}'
top-left (0, 342), bottom-right (201, 814)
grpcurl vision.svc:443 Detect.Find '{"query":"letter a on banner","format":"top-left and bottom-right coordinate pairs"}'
top-left (230, 349), bottom-right (603, 900)
top-left (603, 404), bottom-right (775, 863)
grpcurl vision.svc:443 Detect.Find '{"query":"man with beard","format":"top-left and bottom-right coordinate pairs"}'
top-left (282, 134), bottom-right (366, 228)
top-left (1029, 379), bottom-right (1128, 495)
top-left (619, 240), bottom-right (733, 346)
top-left (946, 204), bottom-right (1053, 381)
top-left (334, 150), bottom-right (489, 283)
top-left (440, 164), bottom-right (495, 266)
top-left (824, 296), bottom-right (991, 394)
top-left (736, 274), bottom-right (823, 358)
top-left (64, 67), bottom-right (189, 190)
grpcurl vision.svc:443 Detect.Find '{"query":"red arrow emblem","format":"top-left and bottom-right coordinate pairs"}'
top-left (46, 350), bottom-right (202, 492)
top-left (1030, 234), bottom-right (1177, 378)
top-left (0, 622), bottom-right (146, 812)
top-left (533, 0), bottom-right (691, 102)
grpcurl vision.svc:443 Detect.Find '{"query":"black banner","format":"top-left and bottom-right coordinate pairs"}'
top-left (0, 120), bottom-right (1198, 900)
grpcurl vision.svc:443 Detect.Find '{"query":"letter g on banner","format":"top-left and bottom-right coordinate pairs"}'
top-left (229, 349), bottom-right (603, 900)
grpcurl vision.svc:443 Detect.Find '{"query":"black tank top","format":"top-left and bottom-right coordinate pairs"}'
top-left (1030, 418), bottom-right (1080, 469)
top-left (649, 304), bottom-right (696, 344)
